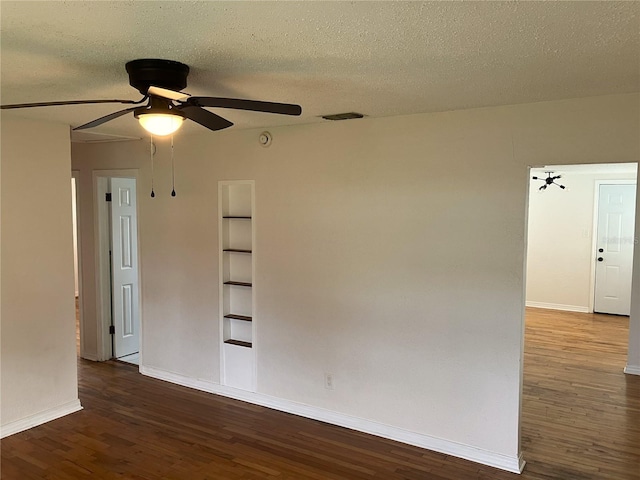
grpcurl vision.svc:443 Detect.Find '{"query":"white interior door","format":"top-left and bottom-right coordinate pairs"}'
top-left (594, 184), bottom-right (637, 315)
top-left (110, 177), bottom-right (140, 357)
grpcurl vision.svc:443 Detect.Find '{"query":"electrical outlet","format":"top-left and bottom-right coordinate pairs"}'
top-left (325, 373), bottom-right (334, 390)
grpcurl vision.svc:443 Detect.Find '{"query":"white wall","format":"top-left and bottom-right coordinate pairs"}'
top-left (1, 117), bottom-right (81, 436)
top-left (526, 166), bottom-right (637, 312)
top-left (72, 93), bottom-right (640, 470)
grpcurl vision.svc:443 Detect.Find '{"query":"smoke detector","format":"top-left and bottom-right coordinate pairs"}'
top-left (258, 131), bottom-right (272, 147)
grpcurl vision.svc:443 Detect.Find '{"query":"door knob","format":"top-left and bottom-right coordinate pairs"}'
top-left (598, 257), bottom-right (604, 262)
top-left (598, 248), bottom-right (604, 253)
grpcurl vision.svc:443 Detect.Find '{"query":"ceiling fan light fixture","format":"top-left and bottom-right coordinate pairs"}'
top-left (4, 59), bottom-right (301, 135)
top-left (137, 113), bottom-right (184, 136)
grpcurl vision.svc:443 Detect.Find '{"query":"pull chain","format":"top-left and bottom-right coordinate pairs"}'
top-left (171, 134), bottom-right (176, 197)
top-left (150, 135), bottom-right (155, 198)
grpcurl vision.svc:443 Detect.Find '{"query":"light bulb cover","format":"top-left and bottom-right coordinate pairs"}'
top-left (137, 113), bottom-right (184, 136)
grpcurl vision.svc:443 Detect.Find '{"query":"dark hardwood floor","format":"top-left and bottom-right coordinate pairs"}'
top-left (2, 308), bottom-right (639, 479)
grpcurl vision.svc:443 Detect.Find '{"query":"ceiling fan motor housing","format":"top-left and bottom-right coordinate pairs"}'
top-left (125, 59), bottom-right (190, 95)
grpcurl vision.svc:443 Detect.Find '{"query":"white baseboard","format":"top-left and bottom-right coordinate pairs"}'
top-left (140, 365), bottom-right (525, 474)
top-left (526, 301), bottom-right (589, 313)
top-left (624, 365), bottom-right (640, 375)
top-left (0, 399), bottom-right (83, 438)
top-left (80, 352), bottom-right (99, 361)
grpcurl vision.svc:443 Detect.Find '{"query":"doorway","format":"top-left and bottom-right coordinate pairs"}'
top-left (521, 161), bottom-right (639, 473)
top-left (94, 170), bottom-right (141, 365)
top-left (526, 163), bottom-right (637, 315)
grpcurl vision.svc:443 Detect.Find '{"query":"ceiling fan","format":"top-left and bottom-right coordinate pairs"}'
top-left (532, 171), bottom-right (566, 191)
top-left (0, 58), bottom-right (302, 136)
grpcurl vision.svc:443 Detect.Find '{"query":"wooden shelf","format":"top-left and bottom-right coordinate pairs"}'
top-left (223, 216), bottom-right (252, 219)
top-left (224, 339), bottom-right (252, 348)
top-left (224, 281), bottom-right (252, 287)
top-left (223, 249), bottom-right (252, 253)
top-left (224, 314), bottom-right (252, 322)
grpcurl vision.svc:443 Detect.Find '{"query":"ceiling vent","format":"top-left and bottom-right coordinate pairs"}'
top-left (321, 112), bottom-right (365, 121)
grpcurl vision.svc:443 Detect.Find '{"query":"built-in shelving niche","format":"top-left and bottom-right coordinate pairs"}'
top-left (219, 181), bottom-right (255, 391)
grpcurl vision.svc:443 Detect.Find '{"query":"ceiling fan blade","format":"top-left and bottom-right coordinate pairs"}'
top-left (73, 107), bottom-right (138, 131)
top-left (148, 86), bottom-right (190, 102)
top-left (186, 97), bottom-right (302, 116)
top-left (1, 98), bottom-right (145, 110)
top-left (177, 105), bottom-right (233, 131)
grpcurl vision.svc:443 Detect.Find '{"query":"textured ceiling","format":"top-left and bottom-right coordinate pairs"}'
top-left (1, 1), bottom-right (638, 141)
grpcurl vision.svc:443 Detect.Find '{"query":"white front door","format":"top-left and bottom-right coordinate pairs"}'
top-left (110, 177), bottom-right (140, 357)
top-left (594, 184), bottom-right (637, 315)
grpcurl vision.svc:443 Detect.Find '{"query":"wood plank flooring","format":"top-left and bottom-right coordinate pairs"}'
top-left (2, 308), bottom-right (639, 479)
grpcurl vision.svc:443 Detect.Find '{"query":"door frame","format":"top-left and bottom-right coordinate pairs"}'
top-left (72, 170), bottom-right (86, 358)
top-left (589, 179), bottom-right (637, 313)
top-left (93, 169), bottom-right (142, 362)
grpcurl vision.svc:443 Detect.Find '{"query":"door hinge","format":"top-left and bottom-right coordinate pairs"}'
top-left (109, 325), bottom-right (115, 335)
top-left (105, 192), bottom-right (112, 202)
